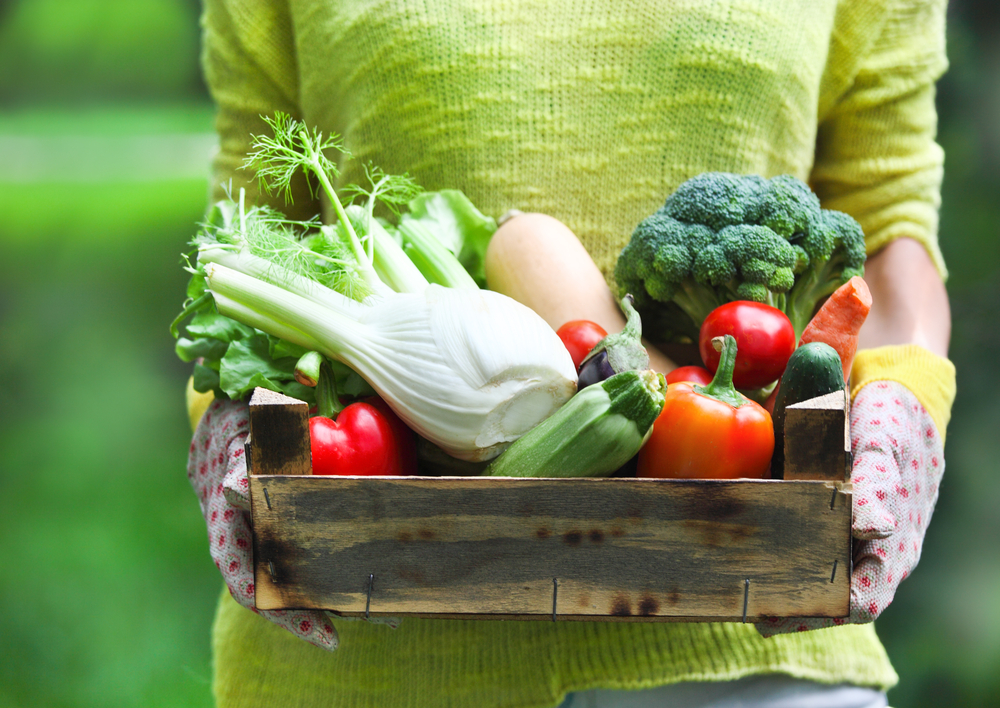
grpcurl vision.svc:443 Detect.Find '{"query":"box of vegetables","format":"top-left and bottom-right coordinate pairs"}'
top-left (174, 115), bottom-right (867, 623)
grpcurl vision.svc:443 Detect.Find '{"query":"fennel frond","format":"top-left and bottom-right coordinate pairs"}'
top-left (196, 193), bottom-right (376, 302)
top-left (343, 164), bottom-right (423, 261)
top-left (242, 112), bottom-right (382, 291)
top-left (243, 111), bottom-right (348, 206)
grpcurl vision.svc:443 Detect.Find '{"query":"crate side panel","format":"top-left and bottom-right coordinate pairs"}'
top-left (250, 477), bottom-right (850, 620)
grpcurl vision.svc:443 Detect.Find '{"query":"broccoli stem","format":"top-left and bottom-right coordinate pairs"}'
top-left (785, 257), bottom-right (845, 338)
top-left (763, 292), bottom-right (787, 314)
top-left (671, 280), bottom-right (726, 331)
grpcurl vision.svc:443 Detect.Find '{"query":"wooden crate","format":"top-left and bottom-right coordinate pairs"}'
top-left (245, 386), bottom-right (852, 623)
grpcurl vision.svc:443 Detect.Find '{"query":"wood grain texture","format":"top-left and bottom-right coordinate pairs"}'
top-left (246, 388), bottom-right (311, 476)
top-left (250, 476), bottom-right (851, 620)
top-left (783, 390), bottom-right (850, 482)
top-left (246, 387), bottom-right (852, 621)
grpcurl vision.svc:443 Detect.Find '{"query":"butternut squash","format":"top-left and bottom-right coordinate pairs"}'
top-left (484, 213), bottom-right (675, 373)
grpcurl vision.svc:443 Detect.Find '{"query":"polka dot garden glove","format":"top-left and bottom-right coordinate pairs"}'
top-left (758, 345), bottom-right (956, 636)
top-left (187, 398), bottom-right (341, 650)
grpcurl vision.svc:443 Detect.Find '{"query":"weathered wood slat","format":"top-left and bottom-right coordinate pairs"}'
top-left (250, 476), bottom-right (851, 620)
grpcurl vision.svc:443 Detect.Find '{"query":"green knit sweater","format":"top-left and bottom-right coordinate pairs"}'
top-left (201, 0), bottom-right (948, 705)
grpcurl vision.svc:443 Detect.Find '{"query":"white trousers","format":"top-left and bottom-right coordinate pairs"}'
top-left (556, 675), bottom-right (889, 708)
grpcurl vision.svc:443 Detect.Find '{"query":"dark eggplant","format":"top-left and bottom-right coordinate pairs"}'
top-left (577, 294), bottom-right (649, 389)
top-left (576, 350), bottom-right (616, 389)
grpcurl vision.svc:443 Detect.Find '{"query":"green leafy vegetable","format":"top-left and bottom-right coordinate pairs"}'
top-left (219, 335), bottom-right (315, 402)
top-left (172, 113), bottom-right (576, 461)
top-left (172, 113), bottom-right (566, 463)
top-left (173, 113), bottom-right (498, 406)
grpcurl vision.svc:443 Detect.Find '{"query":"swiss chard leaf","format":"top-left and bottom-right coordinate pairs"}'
top-left (192, 362), bottom-right (222, 395)
top-left (219, 335), bottom-right (313, 401)
top-left (175, 336), bottom-right (228, 363)
top-left (328, 359), bottom-right (376, 398)
top-left (269, 337), bottom-right (309, 362)
top-left (185, 268), bottom-right (208, 300)
top-left (186, 310), bottom-right (254, 341)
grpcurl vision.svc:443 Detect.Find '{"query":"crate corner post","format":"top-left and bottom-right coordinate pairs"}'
top-left (246, 387), bottom-right (312, 611)
top-left (247, 387), bottom-right (312, 476)
top-left (782, 389), bottom-right (849, 483)
top-left (780, 389), bottom-right (852, 619)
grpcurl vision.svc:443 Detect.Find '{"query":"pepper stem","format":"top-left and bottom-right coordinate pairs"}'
top-left (693, 335), bottom-right (746, 409)
top-left (315, 360), bottom-right (345, 418)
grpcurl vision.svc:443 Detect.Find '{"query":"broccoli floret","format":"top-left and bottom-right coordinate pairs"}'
top-left (614, 214), bottom-right (683, 306)
top-left (614, 172), bottom-right (868, 341)
top-left (692, 243), bottom-right (736, 286)
top-left (784, 209), bottom-right (868, 335)
top-left (716, 224), bottom-right (798, 309)
top-left (616, 214), bottom-right (729, 339)
top-left (768, 266), bottom-right (795, 293)
top-left (756, 174), bottom-right (822, 238)
top-left (660, 172), bottom-right (767, 231)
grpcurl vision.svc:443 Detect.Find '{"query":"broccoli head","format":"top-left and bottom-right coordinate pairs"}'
top-left (660, 172), bottom-right (768, 231)
top-left (615, 172), bottom-right (868, 341)
top-left (756, 174), bottom-right (822, 238)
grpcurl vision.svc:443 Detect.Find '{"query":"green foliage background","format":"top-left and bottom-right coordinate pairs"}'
top-left (0, 1), bottom-right (996, 706)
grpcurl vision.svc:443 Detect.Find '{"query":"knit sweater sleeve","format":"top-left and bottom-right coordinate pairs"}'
top-left (811, 0), bottom-right (949, 279)
top-left (202, 0), bottom-right (319, 220)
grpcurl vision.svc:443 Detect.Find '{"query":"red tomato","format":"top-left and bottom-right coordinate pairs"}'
top-left (556, 320), bottom-right (608, 370)
top-left (309, 402), bottom-right (404, 476)
top-left (699, 301), bottom-right (795, 389)
top-left (637, 382), bottom-right (774, 479)
top-left (665, 365), bottom-right (714, 386)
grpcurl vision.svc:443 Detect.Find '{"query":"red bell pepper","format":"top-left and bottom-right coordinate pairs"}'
top-left (362, 396), bottom-right (419, 476)
top-left (308, 361), bottom-right (417, 476)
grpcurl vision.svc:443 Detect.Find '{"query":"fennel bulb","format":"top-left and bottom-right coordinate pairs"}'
top-left (202, 259), bottom-right (578, 461)
top-left (182, 112), bottom-right (576, 461)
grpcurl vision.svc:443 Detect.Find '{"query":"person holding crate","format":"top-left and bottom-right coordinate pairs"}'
top-left (185, 0), bottom-right (956, 706)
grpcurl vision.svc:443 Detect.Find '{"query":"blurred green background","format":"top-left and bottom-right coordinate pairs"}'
top-left (0, 1), bottom-right (996, 706)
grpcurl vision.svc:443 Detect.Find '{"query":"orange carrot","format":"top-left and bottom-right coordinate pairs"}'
top-left (798, 276), bottom-right (872, 382)
top-left (763, 386), bottom-right (778, 415)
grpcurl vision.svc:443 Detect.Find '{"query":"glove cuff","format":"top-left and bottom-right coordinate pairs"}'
top-left (186, 375), bottom-right (216, 433)
top-left (851, 344), bottom-right (956, 442)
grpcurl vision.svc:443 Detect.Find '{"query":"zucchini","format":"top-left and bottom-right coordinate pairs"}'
top-left (486, 369), bottom-right (666, 478)
top-left (771, 342), bottom-right (845, 478)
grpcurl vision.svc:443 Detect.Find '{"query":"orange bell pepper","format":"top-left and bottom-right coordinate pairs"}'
top-left (637, 335), bottom-right (773, 479)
